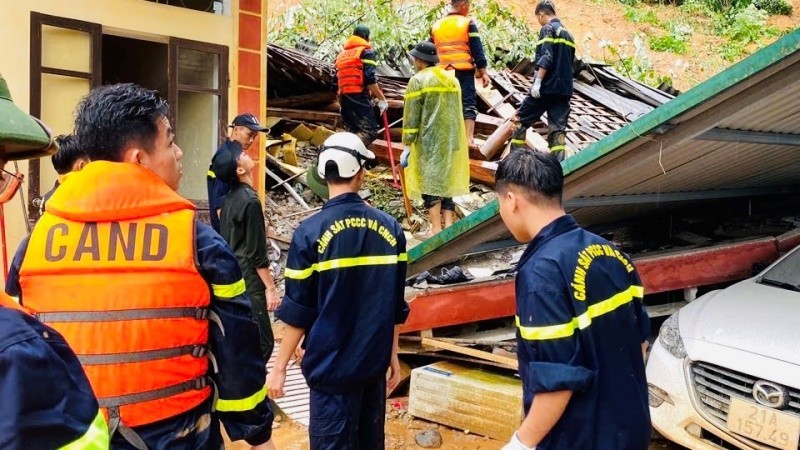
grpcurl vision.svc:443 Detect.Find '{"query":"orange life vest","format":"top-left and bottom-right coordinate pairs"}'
top-left (335, 36), bottom-right (372, 95)
top-left (19, 161), bottom-right (211, 430)
top-left (431, 15), bottom-right (474, 71)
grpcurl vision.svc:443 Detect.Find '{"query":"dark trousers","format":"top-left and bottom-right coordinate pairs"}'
top-left (249, 289), bottom-right (275, 363)
top-left (515, 93), bottom-right (571, 136)
top-left (340, 93), bottom-right (379, 138)
top-left (309, 379), bottom-right (387, 450)
top-left (454, 69), bottom-right (478, 120)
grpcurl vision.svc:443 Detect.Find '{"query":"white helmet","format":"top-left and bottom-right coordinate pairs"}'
top-left (317, 132), bottom-right (376, 179)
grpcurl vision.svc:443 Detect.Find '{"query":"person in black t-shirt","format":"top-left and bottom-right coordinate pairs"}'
top-left (207, 113), bottom-right (269, 232)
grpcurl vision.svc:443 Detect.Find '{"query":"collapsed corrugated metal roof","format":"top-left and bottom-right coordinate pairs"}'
top-left (408, 29), bottom-right (800, 276)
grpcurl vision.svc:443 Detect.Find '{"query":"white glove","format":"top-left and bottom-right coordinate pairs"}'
top-left (377, 100), bottom-right (389, 114)
top-left (502, 432), bottom-right (536, 450)
top-left (530, 78), bottom-right (542, 99)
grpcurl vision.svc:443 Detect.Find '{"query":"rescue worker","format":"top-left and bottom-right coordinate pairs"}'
top-left (511, 1), bottom-right (575, 162)
top-left (495, 149), bottom-right (650, 450)
top-left (0, 72), bottom-right (109, 450)
top-left (6, 83), bottom-right (276, 450)
top-left (215, 144), bottom-right (280, 363)
top-left (333, 25), bottom-right (389, 140)
top-left (400, 41), bottom-right (470, 236)
top-left (431, 0), bottom-right (490, 149)
top-left (38, 134), bottom-right (89, 215)
top-left (207, 113), bottom-right (269, 232)
top-left (267, 132), bottom-right (409, 450)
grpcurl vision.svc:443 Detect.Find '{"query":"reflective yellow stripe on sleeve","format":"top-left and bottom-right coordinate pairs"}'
top-left (215, 384), bottom-right (268, 412)
top-left (362, 59), bottom-right (378, 66)
top-left (550, 145), bottom-right (566, 152)
top-left (516, 285), bottom-right (643, 341)
top-left (468, 32), bottom-right (480, 37)
top-left (510, 139), bottom-right (527, 145)
top-left (402, 128), bottom-right (419, 134)
top-left (536, 38), bottom-right (576, 48)
top-left (285, 253), bottom-right (408, 280)
top-left (207, 170), bottom-right (216, 178)
top-left (405, 87), bottom-right (461, 99)
top-left (59, 410), bottom-right (110, 450)
top-left (212, 279), bottom-right (247, 298)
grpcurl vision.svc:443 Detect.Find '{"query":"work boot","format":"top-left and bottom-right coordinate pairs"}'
top-left (548, 131), bottom-right (567, 162)
top-left (510, 126), bottom-right (529, 152)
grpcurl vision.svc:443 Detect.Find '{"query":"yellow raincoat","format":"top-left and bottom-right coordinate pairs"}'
top-left (401, 66), bottom-right (470, 201)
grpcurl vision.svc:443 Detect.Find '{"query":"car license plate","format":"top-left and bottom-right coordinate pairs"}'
top-left (727, 397), bottom-right (800, 450)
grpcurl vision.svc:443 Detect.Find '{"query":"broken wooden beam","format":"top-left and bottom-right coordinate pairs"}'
top-left (268, 92), bottom-right (337, 109)
top-left (420, 338), bottom-right (518, 370)
top-left (480, 120), bottom-right (514, 160)
top-left (370, 140), bottom-right (498, 187)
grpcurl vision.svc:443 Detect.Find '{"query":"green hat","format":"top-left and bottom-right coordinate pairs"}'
top-left (0, 73), bottom-right (56, 161)
top-left (354, 24), bottom-right (370, 40)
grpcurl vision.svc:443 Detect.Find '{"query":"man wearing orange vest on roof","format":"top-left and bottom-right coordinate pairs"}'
top-left (0, 72), bottom-right (109, 450)
top-left (334, 24), bottom-right (388, 141)
top-left (431, 0), bottom-right (490, 150)
top-left (6, 83), bottom-right (276, 450)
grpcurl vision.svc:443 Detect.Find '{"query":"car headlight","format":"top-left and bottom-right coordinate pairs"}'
top-left (658, 313), bottom-right (687, 359)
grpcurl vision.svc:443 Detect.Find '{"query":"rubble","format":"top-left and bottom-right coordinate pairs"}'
top-left (415, 429), bottom-right (444, 448)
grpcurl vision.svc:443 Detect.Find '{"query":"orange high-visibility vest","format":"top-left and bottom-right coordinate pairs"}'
top-left (431, 15), bottom-right (474, 71)
top-left (336, 35), bottom-right (372, 95)
top-left (19, 161), bottom-right (211, 430)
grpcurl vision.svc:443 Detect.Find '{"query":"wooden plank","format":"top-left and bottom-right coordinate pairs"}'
top-left (468, 160), bottom-right (497, 187)
top-left (267, 107), bottom-right (340, 127)
top-left (370, 140), bottom-right (497, 187)
top-left (268, 91), bottom-right (337, 108)
top-left (420, 338), bottom-right (518, 370)
top-left (525, 129), bottom-right (549, 152)
top-left (408, 362), bottom-right (523, 441)
top-left (475, 113), bottom-right (505, 135)
top-left (476, 83), bottom-right (517, 120)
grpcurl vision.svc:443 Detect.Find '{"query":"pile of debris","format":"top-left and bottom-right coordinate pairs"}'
top-left (267, 43), bottom-right (675, 189)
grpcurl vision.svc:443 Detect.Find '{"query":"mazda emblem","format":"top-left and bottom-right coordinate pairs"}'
top-left (752, 380), bottom-right (788, 409)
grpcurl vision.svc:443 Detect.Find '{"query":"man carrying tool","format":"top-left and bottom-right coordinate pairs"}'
top-left (0, 72), bottom-right (109, 450)
top-left (511, 0), bottom-right (575, 162)
top-left (208, 113), bottom-right (269, 232)
top-left (215, 144), bottom-right (280, 363)
top-left (334, 25), bottom-right (388, 141)
top-left (7, 83), bottom-right (276, 450)
top-left (267, 132), bottom-right (408, 450)
top-left (38, 134), bottom-right (89, 215)
top-left (431, 0), bottom-right (490, 150)
top-left (495, 149), bottom-right (650, 450)
top-left (400, 41), bottom-right (470, 236)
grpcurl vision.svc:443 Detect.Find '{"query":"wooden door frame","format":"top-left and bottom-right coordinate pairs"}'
top-left (29, 12), bottom-right (102, 221)
top-left (168, 37), bottom-right (229, 207)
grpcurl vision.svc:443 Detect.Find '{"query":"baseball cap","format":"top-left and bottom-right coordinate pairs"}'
top-left (409, 41), bottom-right (439, 64)
top-left (230, 113), bottom-right (269, 132)
top-left (211, 143), bottom-right (244, 184)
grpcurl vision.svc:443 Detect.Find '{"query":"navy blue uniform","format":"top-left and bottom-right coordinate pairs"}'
top-left (207, 140), bottom-right (243, 232)
top-left (0, 299), bottom-right (109, 449)
top-left (515, 215), bottom-right (650, 450)
top-left (277, 192), bottom-right (409, 450)
top-left (514, 19), bottom-right (575, 156)
top-left (7, 223), bottom-right (274, 449)
top-left (334, 48), bottom-right (381, 136)
top-left (430, 15), bottom-right (488, 121)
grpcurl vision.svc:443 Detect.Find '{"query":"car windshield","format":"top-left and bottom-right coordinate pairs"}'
top-left (759, 248), bottom-right (800, 291)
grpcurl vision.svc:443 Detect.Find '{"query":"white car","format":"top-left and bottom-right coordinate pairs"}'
top-left (647, 245), bottom-right (800, 450)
